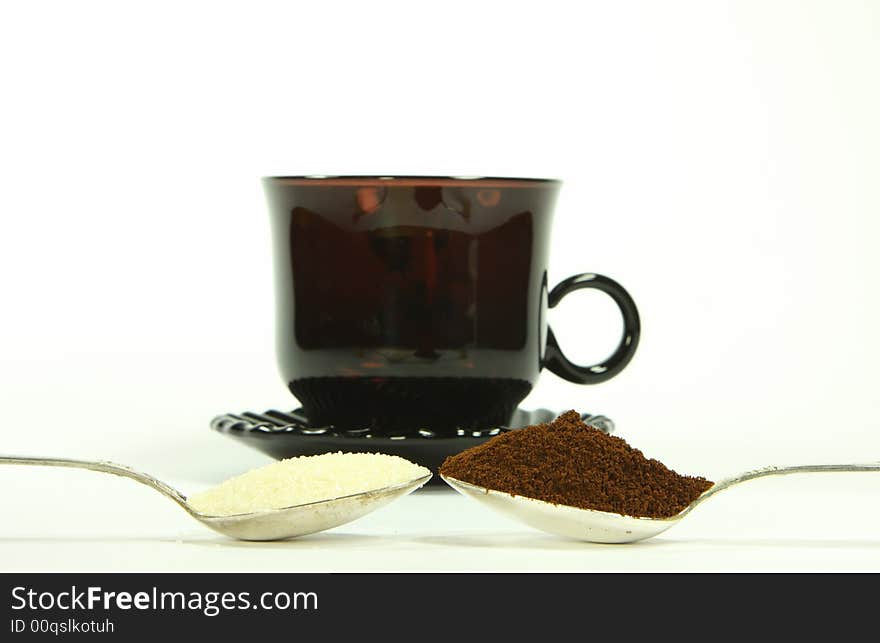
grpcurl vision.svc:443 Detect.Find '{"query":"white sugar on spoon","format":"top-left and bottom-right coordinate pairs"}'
top-left (1, 452), bottom-right (431, 541)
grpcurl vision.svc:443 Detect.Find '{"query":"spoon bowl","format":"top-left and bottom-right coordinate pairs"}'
top-left (193, 475), bottom-right (431, 541)
top-left (443, 461), bottom-right (880, 544)
top-left (2, 455), bottom-right (431, 541)
top-left (442, 476), bottom-right (679, 543)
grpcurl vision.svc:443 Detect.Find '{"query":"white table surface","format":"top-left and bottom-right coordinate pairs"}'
top-left (3, 464), bottom-right (880, 572)
top-left (2, 353), bottom-right (879, 572)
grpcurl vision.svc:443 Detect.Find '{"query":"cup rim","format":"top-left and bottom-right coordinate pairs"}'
top-left (263, 175), bottom-right (561, 188)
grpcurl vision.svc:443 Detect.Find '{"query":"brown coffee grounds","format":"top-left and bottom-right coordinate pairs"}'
top-left (440, 410), bottom-right (712, 518)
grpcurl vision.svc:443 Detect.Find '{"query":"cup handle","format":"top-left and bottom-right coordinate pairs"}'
top-left (543, 273), bottom-right (641, 384)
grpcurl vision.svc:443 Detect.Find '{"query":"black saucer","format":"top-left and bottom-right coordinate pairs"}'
top-left (210, 407), bottom-right (614, 478)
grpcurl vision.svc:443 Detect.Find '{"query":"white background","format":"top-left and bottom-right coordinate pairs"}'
top-left (1, 0), bottom-right (879, 571)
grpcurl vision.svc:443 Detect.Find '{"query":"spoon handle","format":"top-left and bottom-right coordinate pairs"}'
top-left (684, 462), bottom-right (880, 516)
top-left (0, 455), bottom-right (189, 511)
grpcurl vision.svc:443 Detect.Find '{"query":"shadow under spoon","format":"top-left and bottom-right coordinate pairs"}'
top-left (443, 463), bottom-right (880, 544)
top-left (1, 455), bottom-right (431, 541)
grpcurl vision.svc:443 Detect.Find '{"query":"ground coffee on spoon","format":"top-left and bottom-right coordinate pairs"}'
top-left (440, 410), bottom-right (712, 518)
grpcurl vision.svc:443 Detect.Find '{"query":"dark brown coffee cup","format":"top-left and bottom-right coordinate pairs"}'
top-left (263, 176), bottom-right (640, 434)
